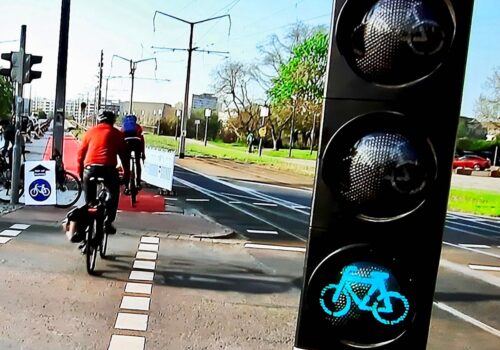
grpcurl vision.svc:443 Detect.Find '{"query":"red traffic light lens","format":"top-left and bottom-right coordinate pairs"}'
top-left (337, 0), bottom-right (456, 86)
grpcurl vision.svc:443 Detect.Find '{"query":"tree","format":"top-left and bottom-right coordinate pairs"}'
top-left (0, 76), bottom-right (13, 120)
top-left (474, 67), bottom-right (500, 122)
top-left (268, 31), bottom-right (329, 150)
top-left (213, 60), bottom-right (261, 140)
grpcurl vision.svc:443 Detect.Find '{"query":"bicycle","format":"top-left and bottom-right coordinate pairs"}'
top-left (0, 151), bottom-right (25, 203)
top-left (82, 176), bottom-right (109, 274)
top-left (54, 152), bottom-right (83, 208)
top-left (124, 136), bottom-right (141, 208)
top-left (319, 264), bottom-right (410, 326)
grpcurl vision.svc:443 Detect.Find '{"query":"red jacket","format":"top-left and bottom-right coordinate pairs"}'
top-left (77, 123), bottom-right (128, 175)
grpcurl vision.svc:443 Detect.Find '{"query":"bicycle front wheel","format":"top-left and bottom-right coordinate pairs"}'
top-left (55, 171), bottom-right (82, 208)
top-left (86, 220), bottom-right (98, 274)
top-left (372, 291), bottom-right (410, 326)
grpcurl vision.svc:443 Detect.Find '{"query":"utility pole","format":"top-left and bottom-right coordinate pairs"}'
top-left (52, 0), bottom-right (71, 160)
top-left (110, 55), bottom-right (156, 115)
top-left (10, 25), bottom-right (26, 204)
top-left (174, 109), bottom-right (181, 140)
top-left (97, 49), bottom-right (103, 110)
top-left (153, 11), bottom-right (231, 158)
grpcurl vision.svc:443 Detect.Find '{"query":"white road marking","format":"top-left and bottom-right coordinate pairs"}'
top-left (186, 198), bottom-right (210, 202)
top-left (165, 197), bottom-right (178, 201)
top-left (108, 335), bottom-right (145, 350)
top-left (447, 221), bottom-right (500, 235)
top-left (133, 260), bottom-right (156, 271)
top-left (228, 178), bottom-right (313, 193)
top-left (469, 264), bottom-right (500, 272)
top-left (10, 224), bottom-right (30, 230)
top-left (445, 225), bottom-right (500, 242)
top-left (175, 164), bottom-right (310, 215)
top-left (0, 237), bottom-right (12, 244)
top-left (448, 213), bottom-right (500, 230)
top-left (141, 236), bottom-right (160, 244)
top-left (292, 205), bottom-right (310, 210)
top-left (174, 175), bottom-right (306, 242)
top-left (433, 301), bottom-right (500, 339)
top-left (129, 271), bottom-right (155, 281)
top-left (228, 201), bottom-right (242, 204)
top-left (153, 212), bottom-right (169, 215)
top-left (459, 244), bottom-right (491, 249)
top-left (440, 259), bottom-right (500, 288)
top-left (253, 202), bottom-right (278, 207)
top-left (136, 251), bottom-right (157, 260)
top-left (120, 296), bottom-right (150, 311)
top-left (138, 243), bottom-right (159, 252)
top-left (246, 229), bottom-right (278, 235)
top-left (115, 313), bottom-right (148, 331)
top-left (0, 229), bottom-right (22, 237)
top-left (444, 241), bottom-right (500, 259)
top-left (245, 243), bottom-right (306, 252)
top-left (125, 283), bottom-right (153, 295)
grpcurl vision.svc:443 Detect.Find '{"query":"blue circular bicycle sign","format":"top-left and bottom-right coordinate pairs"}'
top-left (29, 179), bottom-right (52, 202)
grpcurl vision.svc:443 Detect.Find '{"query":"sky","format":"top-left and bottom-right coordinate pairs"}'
top-left (0, 0), bottom-right (498, 118)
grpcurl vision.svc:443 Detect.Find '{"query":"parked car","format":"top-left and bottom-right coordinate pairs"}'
top-left (452, 155), bottom-right (491, 170)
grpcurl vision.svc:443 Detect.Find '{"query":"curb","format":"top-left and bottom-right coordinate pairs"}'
top-left (120, 229), bottom-right (245, 245)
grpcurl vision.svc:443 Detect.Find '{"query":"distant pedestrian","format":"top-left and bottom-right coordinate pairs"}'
top-left (247, 131), bottom-right (255, 153)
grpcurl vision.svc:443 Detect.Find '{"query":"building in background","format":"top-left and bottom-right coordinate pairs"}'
top-left (119, 101), bottom-right (174, 130)
top-left (192, 93), bottom-right (217, 110)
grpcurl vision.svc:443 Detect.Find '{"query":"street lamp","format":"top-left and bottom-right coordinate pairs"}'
top-left (258, 105), bottom-right (269, 157)
top-left (111, 55), bottom-right (157, 114)
top-left (204, 108), bottom-right (212, 147)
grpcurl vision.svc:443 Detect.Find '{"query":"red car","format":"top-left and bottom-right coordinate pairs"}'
top-left (452, 155), bottom-right (491, 170)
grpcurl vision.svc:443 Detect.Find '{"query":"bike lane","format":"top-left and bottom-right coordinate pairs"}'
top-left (42, 134), bottom-right (165, 212)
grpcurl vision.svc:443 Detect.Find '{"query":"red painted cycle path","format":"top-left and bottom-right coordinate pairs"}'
top-left (43, 135), bottom-right (165, 212)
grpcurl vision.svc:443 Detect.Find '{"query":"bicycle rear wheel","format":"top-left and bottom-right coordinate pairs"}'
top-left (86, 219), bottom-right (98, 274)
top-left (130, 160), bottom-right (137, 208)
top-left (56, 171), bottom-right (83, 208)
top-left (100, 232), bottom-right (108, 259)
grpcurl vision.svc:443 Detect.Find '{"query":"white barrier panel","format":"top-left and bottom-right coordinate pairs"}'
top-left (143, 147), bottom-right (175, 191)
top-left (24, 160), bottom-right (57, 205)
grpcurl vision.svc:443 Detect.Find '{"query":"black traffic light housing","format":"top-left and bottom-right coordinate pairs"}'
top-left (295, 1), bottom-right (474, 349)
top-left (0, 52), bottom-right (22, 82)
top-left (24, 54), bottom-right (42, 83)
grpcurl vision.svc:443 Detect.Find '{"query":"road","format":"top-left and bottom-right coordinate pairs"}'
top-left (171, 163), bottom-right (500, 348)
top-left (0, 135), bottom-right (498, 349)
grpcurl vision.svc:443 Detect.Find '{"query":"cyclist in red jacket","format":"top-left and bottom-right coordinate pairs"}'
top-left (76, 110), bottom-right (129, 237)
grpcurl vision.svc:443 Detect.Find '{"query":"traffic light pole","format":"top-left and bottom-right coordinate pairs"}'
top-left (129, 61), bottom-right (136, 114)
top-left (52, 0), bottom-right (71, 160)
top-left (10, 25), bottom-right (26, 204)
top-left (97, 49), bottom-right (103, 110)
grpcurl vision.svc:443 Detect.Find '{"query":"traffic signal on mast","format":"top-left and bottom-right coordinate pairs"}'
top-left (23, 54), bottom-right (42, 83)
top-left (0, 51), bottom-right (23, 82)
top-left (294, 1), bottom-right (474, 349)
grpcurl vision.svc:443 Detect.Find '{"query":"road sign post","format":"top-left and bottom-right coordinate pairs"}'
top-left (294, 1), bottom-right (474, 349)
top-left (195, 119), bottom-right (200, 140)
top-left (204, 108), bottom-right (211, 147)
top-left (258, 106), bottom-right (269, 157)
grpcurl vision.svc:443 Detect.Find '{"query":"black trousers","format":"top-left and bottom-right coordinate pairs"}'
top-left (83, 165), bottom-right (120, 223)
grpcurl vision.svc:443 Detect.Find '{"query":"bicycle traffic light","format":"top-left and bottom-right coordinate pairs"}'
top-left (24, 54), bottom-right (42, 83)
top-left (295, 1), bottom-right (474, 349)
top-left (0, 51), bottom-right (23, 82)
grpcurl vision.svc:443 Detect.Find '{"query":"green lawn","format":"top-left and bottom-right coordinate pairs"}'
top-left (448, 188), bottom-right (500, 217)
top-left (144, 134), bottom-right (316, 176)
